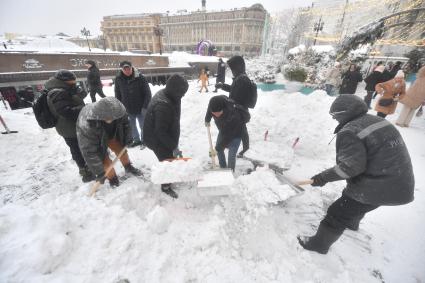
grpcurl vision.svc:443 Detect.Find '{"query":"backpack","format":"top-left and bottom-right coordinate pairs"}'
top-left (32, 90), bottom-right (57, 129)
top-left (244, 75), bottom-right (257, 109)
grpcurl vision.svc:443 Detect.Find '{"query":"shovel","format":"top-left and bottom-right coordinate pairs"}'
top-left (0, 114), bottom-right (18, 134)
top-left (89, 146), bottom-right (128, 197)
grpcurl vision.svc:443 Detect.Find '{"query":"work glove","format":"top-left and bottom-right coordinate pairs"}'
top-left (96, 173), bottom-right (107, 184)
top-left (215, 82), bottom-right (223, 89)
top-left (311, 173), bottom-right (327, 187)
top-left (205, 121), bottom-right (210, 127)
top-left (173, 148), bottom-right (183, 158)
top-left (209, 148), bottom-right (217, 157)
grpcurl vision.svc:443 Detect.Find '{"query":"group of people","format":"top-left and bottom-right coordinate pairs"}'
top-left (43, 55), bottom-right (254, 199)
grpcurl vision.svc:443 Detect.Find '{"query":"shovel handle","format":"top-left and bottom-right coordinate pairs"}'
top-left (297, 179), bottom-right (313, 186)
top-left (206, 125), bottom-right (216, 168)
top-left (89, 146), bottom-right (128, 197)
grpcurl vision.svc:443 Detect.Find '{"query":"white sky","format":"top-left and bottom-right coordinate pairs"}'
top-left (0, 0), bottom-right (313, 36)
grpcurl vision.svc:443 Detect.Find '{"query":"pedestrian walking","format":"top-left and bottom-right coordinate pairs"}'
top-left (85, 60), bottom-right (106, 102)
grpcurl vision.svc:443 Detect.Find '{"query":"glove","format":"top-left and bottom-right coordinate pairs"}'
top-left (209, 148), bottom-right (216, 157)
top-left (173, 148), bottom-right (183, 158)
top-left (205, 121), bottom-right (210, 127)
top-left (215, 82), bottom-right (223, 89)
top-left (311, 174), bottom-right (327, 187)
top-left (96, 173), bottom-right (107, 184)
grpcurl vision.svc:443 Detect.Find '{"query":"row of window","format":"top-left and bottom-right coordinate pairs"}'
top-left (164, 45), bottom-right (260, 53)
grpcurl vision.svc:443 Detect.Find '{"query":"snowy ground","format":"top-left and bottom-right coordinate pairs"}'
top-left (1, 80), bottom-right (424, 283)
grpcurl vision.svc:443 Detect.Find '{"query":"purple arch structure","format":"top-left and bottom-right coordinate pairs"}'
top-left (196, 40), bottom-right (216, 56)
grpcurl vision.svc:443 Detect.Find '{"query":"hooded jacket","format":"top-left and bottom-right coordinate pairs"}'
top-left (400, 66), bottom-right (425, 109)
top-left (76, 97), bottom-right (131, 176)
top-left (143, 75), bottom-right (189, 153)
top-left (339, 69), bottom-right (363, 94)
top-left (318, 94), bottom-right (414, 206)
top-left (114, 68), bottom-right (152, 115)
top-left (221, 56), bottom-right (253, 109)
top-left (364, 66), bottom-right (386, 91)
top-left (45, 77), bottom-right (86, 138)
top-left (87, 64), bottom-right (102, 89)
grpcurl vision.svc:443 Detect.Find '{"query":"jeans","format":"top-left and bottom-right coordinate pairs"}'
top-left (216, 136), bottom-right (241, 171)
top-left (128, 110), bottom-right (145, 143)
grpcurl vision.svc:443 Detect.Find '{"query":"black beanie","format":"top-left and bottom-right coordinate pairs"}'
top-left (209, 95), bottom-right (226, 112)
top-left (165, 74), bottom-right (189, 98)
top-left (54, 69), bottom-right (77, 81)
top-left (85, 60), bottom-right (96, 66)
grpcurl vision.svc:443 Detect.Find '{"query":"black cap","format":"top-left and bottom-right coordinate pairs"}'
top-left (54, 69), bottom-right (77, 81)
top-left (85, 60), bottom-right (96, 66)
top-left (120, 61), bottom-right (132, 68)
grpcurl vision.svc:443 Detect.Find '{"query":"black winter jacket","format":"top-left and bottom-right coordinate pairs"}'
top-left (221, 74), bottom-right (253, 109)
top-left (76, 97), bottom-right (131, 176)
top-left (205, 95), bottom-right (247, 150)
top-left (143, 89), bottom-right (181, 152)
top-left (114, 69), bottom-right (152, 115)
top-left (87, 66), bottom-right (102, 89)
top-left (364, 71), bottom-right (386, 91)
top-left (339, 70), bottom-right (363, 94)
top-left (216, 61), bottom-right (226, 82)
top-left (319, 95), bottom-right (414, 206)
top-left (45, 77), bottom-right (86, 138)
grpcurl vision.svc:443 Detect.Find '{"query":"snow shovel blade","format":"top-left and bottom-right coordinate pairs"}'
top-left (197, 169), bottom-right (234, 196)
top-left (274, 172), bottom-right (305, 194)
top-left (1, 130), bottom-right (18, 134)
top-left (151, 157), bottom-right (202, 184)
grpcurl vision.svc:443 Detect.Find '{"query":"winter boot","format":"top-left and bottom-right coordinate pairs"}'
top-left (161, 184), bottom-right (178, 199)
top-left (297, 223), bottom-right (343, 254)
top-left (124, 163), bottom-right (143, 176)
top-left (109, 175), bottom-right (120, 187)
top-left (79, 166), bottom-right (95, 183)
top-left (129, 140), bottom-right (142, 148)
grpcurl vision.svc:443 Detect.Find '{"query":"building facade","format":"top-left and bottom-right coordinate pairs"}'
top-left (159, 4), bottom-right (268, 56)
top-left (100, 4), bottom-right (268, 56)
top-left (101, 13), bottom-right (162, 53)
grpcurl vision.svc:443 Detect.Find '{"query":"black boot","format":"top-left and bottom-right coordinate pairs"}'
top-left (79, 166), bottom-right (95, 183)
top-left (124, 163), bottom-right (143, 176)
top-left (297, 223), bottom-right (343, 254)
top-left (109, 175), bottom-right (120, 187)
top-left (161, 184), bottom-right (178, 199)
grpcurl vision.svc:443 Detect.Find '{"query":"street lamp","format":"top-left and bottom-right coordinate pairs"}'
top-left (81, 27), bottom-right (91, 52)
top-left (153, 26), bottom-right (164, 55)
top-left (313, 16), bottom-right (324, 46)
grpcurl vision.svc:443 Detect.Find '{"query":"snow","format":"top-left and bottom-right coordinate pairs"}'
top-left (166, 51), bottom-right (226, 67)
top-left (288, 44), bottom-right (306, 55)
top-left (1, 66), bottom-right (425, 282)
top-left (151, 158), bottom-right (202, 184)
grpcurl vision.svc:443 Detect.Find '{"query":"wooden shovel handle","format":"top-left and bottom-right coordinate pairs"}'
top-left (297, 179), bottom-right (314, 186)
top-left (89, 146), bottom-right (128, 197)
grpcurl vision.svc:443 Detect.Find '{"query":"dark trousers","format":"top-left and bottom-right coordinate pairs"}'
top-left (152, 146), bottom-right (173, 162)
top-left (377, 112), bottom-right (387, 118)
top-left (89, 87), bottom-right (106, 103)
top-left (64, 137), bottom-right (86, 168)
top-left (364, 91), bottom-right (374, 108)
top-left (321, 195), bottom-right (379, 233)
top-left (240, 124), bottom-right (249, 153)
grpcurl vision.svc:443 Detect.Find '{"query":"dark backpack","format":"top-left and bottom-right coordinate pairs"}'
top-left (244, 75), bottom-right (257, 109)
top-left (32, 90), bottom-right (57, 129)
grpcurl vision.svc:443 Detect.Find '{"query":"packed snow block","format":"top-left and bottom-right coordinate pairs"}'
top-left (146, 206), bottom-right (171, 234)
top-left (150, 159), bottom-right (202, 184)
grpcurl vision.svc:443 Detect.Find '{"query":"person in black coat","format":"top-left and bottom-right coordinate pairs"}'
top-left (213, 58), bottom-right (226, 93)
top-left (85, 60), bottom-right (106, 103)
top-left (298, 94), bottom-right (414, 254)
top-left (45, 70), bottom-right (95, 183)
top-left (114, 61), bottom-right (152, 148)
top-left (143, 74), bottom-right (189, 198)
top-left (389, 61), bottom-right (402, 78)
top-left (339, 64), bottom-right (363, 94)
top-left (215, 55), bottom-right (253, 157)
top-left (363, 65), bottom-right (386, 108)
top-left (205, 95), bottom-right (248, 171)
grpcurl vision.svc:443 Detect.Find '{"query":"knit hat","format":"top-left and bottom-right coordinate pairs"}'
top-left (54, 69), bottom-right (76, 81)
top-left (119, 61), bottom-right (132, 68)
top-left (227, 55), bottom-right (246, 75)
top-left (209, 95), bottom-right (226, 112)
top-left (395, 70), bottom-right (405, 78)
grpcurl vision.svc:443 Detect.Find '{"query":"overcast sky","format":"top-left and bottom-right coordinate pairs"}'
top-left (0, 0), bottom-right (312, 36)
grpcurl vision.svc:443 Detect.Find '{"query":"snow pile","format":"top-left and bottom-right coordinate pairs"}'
top-left (288, 44), bottom-right (306, 55)
top-left (150, 158), bottom-right (202, 184)
top-left (167, 51), bottom-right (225, 67)
top-left (146, 205), bottom-right (171, 234)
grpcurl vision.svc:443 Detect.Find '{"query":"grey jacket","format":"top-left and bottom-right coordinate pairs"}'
top-left (319, 95), bottom-right (414, 206)
top-left (76, 97), bottom-right (131, 176)
top-left (45, 78), bottom-right (85, 138)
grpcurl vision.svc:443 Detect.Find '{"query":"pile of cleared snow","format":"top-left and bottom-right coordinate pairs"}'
top-left (167, 51), bottom-right (225, 67)
top-left (288, 44), bottom-right (306, 55)
top-left (150, 158), bottom-right (202, 184)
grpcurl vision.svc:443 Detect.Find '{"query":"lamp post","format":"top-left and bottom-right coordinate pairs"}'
top-left (81, 27), bottom-right (91, 52)
top-left (313, 16), bottom-right (324, 46)
top-left (153, 26), bottom-right (164, 55)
